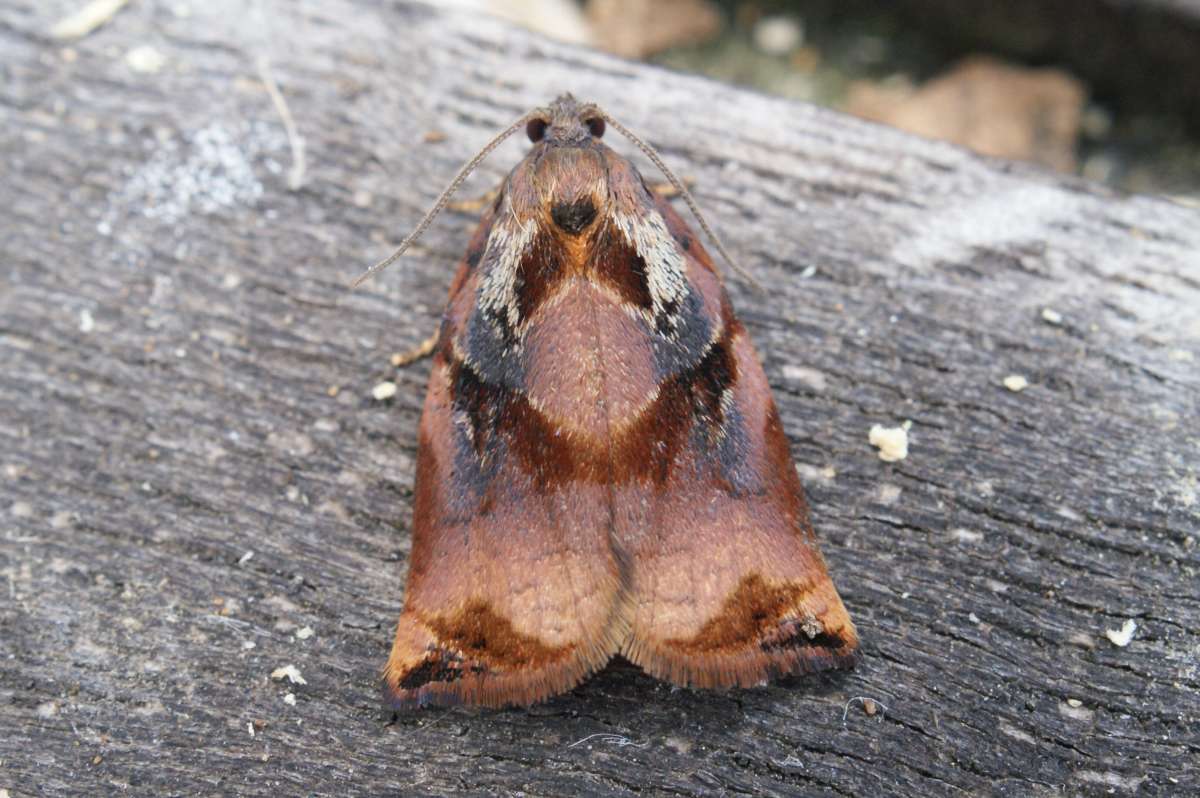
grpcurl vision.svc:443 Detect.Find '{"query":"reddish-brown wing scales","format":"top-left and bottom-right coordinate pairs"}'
top-left (381, 96), bottom-right (857, 709)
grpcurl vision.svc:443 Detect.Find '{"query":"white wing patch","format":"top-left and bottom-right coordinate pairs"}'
top-left (477, 196), bottom-right (687, 335)
top-left (611, 208), bottom-right (687, 327)
top-left (477, 208), bottom-right (536, 331)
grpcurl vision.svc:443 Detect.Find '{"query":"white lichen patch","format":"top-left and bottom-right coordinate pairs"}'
top-left (1067, 632), bottom-right (1096, 649)
top-left (781, 365), bottom-right (827, 392)
top-left (890, 183), bottom-right (1079, 274)
top-left (950, 528), bottom-right (983, 544)
top-left (877, 484), bottom-right (902, 504)
top-left (999, 722), bottom-right (1037, 745)
top-left (1174, 471), bottom-right (1196, 508)
top-left (869, 422), bottom-right (910, 462)
top-left (1074, 771), bottom-right (1145, 792)
top-left (105, 121), bottom-right (284, 228)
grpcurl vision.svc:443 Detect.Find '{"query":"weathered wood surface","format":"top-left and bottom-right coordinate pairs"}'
top-left (2, 1), bottom-right (1198, 795)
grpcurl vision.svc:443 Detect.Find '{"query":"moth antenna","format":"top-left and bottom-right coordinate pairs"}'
top-left (599, 110), bottom-right (763, 292)
top-left (351, 111), bottom-right (533, 289)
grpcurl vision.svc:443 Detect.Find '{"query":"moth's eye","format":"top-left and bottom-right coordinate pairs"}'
top-left (584, 116), bottom-right (605, 138)
top-left (526, 118), bottom-right (548, 143)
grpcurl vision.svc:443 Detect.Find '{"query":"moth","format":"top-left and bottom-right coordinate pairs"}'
top-left (356, 94), bottom-right (858, 709)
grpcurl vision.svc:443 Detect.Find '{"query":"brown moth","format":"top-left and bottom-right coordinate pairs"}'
top-left (357, 94), bottom-right (858, 708)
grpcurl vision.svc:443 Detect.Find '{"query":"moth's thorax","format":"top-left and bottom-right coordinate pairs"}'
top-left (484, 137), bottom-right (689, 319)
top-left (531, 143), bottom-right (608, 241)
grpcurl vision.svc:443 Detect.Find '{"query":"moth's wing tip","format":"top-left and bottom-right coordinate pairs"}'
top-left (622, 604), bottom-right (861, 690)
top-left (765, 607), bottom-right (862, 681)
top-left (381, 679), bottom-right (465, 712)
top-left (781, 637), bottom-right (861, 675)
top-left (380, 668), bottom-right (595, 711)
top-left (624, 643), bottom-right (859, 692)
top-left (381, 626), bottom-right (619, 710)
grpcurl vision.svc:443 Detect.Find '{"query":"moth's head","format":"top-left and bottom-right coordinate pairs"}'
top-left (523, 95), bottom-right (609, 236)
top-left (525, 93), bottom-right (606, 148)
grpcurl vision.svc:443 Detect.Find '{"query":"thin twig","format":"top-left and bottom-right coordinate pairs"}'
top-left (257, 56), bottom-right (306, 191)
top-left (391, 331), bottom-right (439, 367)
top-left (567, 733), bottom-right (648, 749)
top-left (447, 185), bottom-right (502, 214)
top-left (50, 0), bottom-right (129, 40)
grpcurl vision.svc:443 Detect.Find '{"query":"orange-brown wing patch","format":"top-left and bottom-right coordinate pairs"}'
top-left (611, 199), bottom-right (858, 688)
top-left (383, 195), bottom-right (630, 708)
top-left (383, 351), bottom-right (629, 708)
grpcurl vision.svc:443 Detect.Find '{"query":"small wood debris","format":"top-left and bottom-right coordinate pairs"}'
top-left (842, 695), bottom-right (888, 721)
top-left (270, 664), bottom-right (307, 685)
top-left (371, 381), bottom-right (397, 401)
top-left (125, 45), bottom-right (166, 74)
top-left (1003, 375), bottom-right (1029, 392)
top-left (869, 422), bottom-right (910, 462)
top-left (1105, 619), bottom-right (1136, 647)
top-left (391, 332), bottom-right (438, 367)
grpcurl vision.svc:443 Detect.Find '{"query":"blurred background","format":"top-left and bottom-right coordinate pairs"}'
top-left (447, 0), bottom-right (1200, 204)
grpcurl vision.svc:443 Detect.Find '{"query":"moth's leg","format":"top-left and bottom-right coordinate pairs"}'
top-left (646, 176), bottom-right (695, 199)
top-left (391, 181), bottom-right (501, 368)
top-left (391, 331), bottom-right (439, 368)
top-left (447, 184), bottom-right (502, 214)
